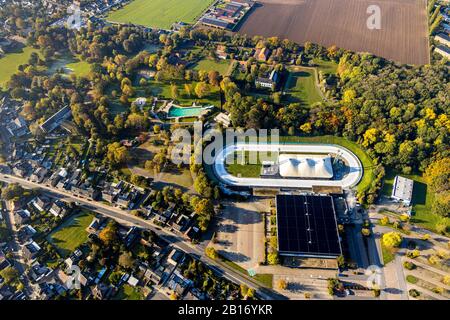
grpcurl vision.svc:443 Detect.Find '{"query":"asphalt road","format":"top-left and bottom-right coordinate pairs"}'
top-left (0, 174), bottom-right (284, 300)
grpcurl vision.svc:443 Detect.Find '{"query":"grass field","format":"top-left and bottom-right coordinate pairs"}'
top-left (136, 79), bottom-right (221, 106)
top-left (192, 59), bottom-right (231, 75)
top-left (47, 211), bottom-right (94, 257)
top-left (381, 244), bottom-right (395, 265)
top-left (107, 0), bottom-right (214, 29)
top-left (0, 46), bottom-right (40, 88)
top-left (65, 58), bottom-right (91, 77)
top-left (312, 58), bottom-right (338, 75)
top-left (381, 170), bottom-right (448, 235)
top-left (284, 67), bottom-right (323, 106)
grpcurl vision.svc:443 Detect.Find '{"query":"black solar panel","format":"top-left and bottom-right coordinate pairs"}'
top-left (276, 194), bottom-right (342, 257)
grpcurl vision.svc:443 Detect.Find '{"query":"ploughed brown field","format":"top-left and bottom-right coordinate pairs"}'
top-left (238, 0), bottom-right (429, 65)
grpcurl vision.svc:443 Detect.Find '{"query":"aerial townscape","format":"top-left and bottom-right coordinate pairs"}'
top-left (0, 0), bottom-right (449, 307)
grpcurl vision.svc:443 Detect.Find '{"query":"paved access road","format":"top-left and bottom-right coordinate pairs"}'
top-left (213, 143), bottom-right (363, 189)
top-left (0, 174), bottom-right (283, 300)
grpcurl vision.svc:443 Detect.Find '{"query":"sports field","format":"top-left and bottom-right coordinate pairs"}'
top-left (107, 0), bottom-right (214, 29)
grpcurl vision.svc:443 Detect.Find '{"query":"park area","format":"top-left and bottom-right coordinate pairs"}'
top-left (0, 46), bottom-right (39, 88)
top-left (238, 0), bottom-right (429, 65)
top-left (106, 0), bottom-right (214, 29)
top-left (47, 211), bottom-right (94, 257)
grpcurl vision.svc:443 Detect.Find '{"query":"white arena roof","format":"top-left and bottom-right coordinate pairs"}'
top-left (279, 154), bottom-right (333, 179)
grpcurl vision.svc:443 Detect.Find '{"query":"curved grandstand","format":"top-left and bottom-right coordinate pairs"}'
top-left (213, 143), bottom-right (363, 189)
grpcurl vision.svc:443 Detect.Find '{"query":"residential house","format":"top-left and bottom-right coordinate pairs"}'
top-left (255, 69), bottom-right (279, 90)
top-left (32, 196), bottom-right (49, 212)
top-left (14, 209), bottom-right (31, 225)
top-left (30, 167), bottom-right (48, 183)
top-left (49, 201), bottom-right (68, 218)
top-left (23, 241), bottom-right (41, 261)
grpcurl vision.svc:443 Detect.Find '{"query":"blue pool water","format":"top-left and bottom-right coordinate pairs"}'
top-left (168, 106), bottom-right (206, 118)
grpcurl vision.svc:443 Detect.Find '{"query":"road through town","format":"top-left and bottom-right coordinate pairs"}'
top-left (0, 174), bottom-right (283, 300)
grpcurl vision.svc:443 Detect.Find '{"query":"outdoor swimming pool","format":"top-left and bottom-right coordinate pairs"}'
top-left (167, 105), bottom-right (212, 118)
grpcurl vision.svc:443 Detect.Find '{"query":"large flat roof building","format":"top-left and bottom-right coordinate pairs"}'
top-left (278, 154), bottom-right (333, 179)
top-left (276, 194), bottom-right (342, 258)
top-left (391, 176), bottom-right (414, 205)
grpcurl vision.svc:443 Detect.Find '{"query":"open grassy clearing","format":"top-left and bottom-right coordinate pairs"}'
top-left (192, 58), bottom-right (231, 75)
top-left (135, 79), bottom-right (221, 107)
top-left (47, 211), bottom-right (94, 257)
top-left (381, 244), bottom-right (395, 265)
top-left (0, 46), bottom-right (40, 88)
top-left (107, 0), bottom-right (214, 29)
top-left (113, 284), bottom-right (144, 300)
top-left (65, 58), bottom-right (91, 77)
top-left (283, 67), bottom-right (323, 106)
top-left (225, 151), bottom-right (276, 178)
top-left (312, 58), bottom-right (338, 75)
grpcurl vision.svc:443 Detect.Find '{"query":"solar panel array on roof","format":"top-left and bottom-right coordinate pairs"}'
top-left (276, 194), bottom-right (342, 258)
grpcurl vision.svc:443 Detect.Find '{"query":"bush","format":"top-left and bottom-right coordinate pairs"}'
top-left (406, 249), bottom-right (420, 259)
top-left (361, 228), bottom-right (371, 237)
top-left (277, 279), bottom-right (287, 290)
top-left (403, 261), bottom-right (415, 270)
top-left (442, 275), bottom-right (450, 286)
top-left (382, 232), bottom-right (403, 248)
top-left (205, 247), bottom-right (218, 260)
top-left (408, 289), bottom-right (420, 298)
top-left (380, 216), bottom-right (389, 225)
top-left (406, 275), bottom-right (418, 284)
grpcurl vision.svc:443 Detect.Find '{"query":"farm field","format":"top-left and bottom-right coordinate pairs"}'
top-left (283, 67), bottom-right (323, 105)
top-left (106, 0), bottom-right (214, 29)
top-left (0, 46), bottom-right (40, 88)
top-left (238, 0), bottom-right (429, 65)
top-left (47, 211), bottom-right (94, 257)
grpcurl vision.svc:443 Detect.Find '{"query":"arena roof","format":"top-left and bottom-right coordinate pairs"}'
top-left (278, 154), bottom-right (333, 179)
top-left (276, 194), bottom-right (342, 258)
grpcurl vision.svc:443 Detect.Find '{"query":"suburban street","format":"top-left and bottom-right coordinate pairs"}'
top-left (0, 173), bottom-right (284, 300)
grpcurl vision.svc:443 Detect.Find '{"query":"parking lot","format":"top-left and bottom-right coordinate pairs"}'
top-left (213, 198), bottom-right (267, 270)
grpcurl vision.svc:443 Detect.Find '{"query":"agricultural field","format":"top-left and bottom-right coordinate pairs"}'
top-left (238, 0), bottom-right (429, 65)
top-left (47, 211), bottom-right (94, 257)
top-left (0, 46), bottom-right (40, 88)
top-left (283, 67), bottom-right (323, 105)
top-left (107, 0), bottom-right (215, 29)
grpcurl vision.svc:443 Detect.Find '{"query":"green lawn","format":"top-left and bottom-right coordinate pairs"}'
top-left (192, 59), bottom-right (230, 75)
top-left (138, 79), bottom-right (221, 107)
top-left (225, 151), bottom-right (276, 178)
top-left (107, 0), bottom-right (214, 29)
top-left (47, 211), bottom-right (94, 257)
top-left (312, 58), bottom-right (338, 75)
top-left (284, 67), bottom-right (323, 106)
top-left (113, 284), bottom-right (144, 300)
top-left (381, 170), bottom-right (448, 234)
top-left (66, 58), bottom-right (91, 77)
top-left (0, 46), bottom-right (40, 88)
top-left (381, 244), bottom-right (395, 265)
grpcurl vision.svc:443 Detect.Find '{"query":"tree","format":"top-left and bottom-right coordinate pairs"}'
top-left (0, 267), bottom-right (19, 285)
top-left (277, 279), bottom-right (287, 290)
top-left (380, 216), bottom-right (390, 225)
top-left (118, 252), bottom-right (135, 269)
top-left (170, 84), bottom-right (179, 100)
top-left (382, 232), bottom-right (402, 248)
top-left (1, 183), bottom-right (25, 201)
top-left (195, 82), bottom-right (209, 98)
top-left (106, 142), bottom-right (130, 167)
top-left (205, 246), bottom-right (218, 259)
top-left (98, 221), bottom-right (118, 245)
